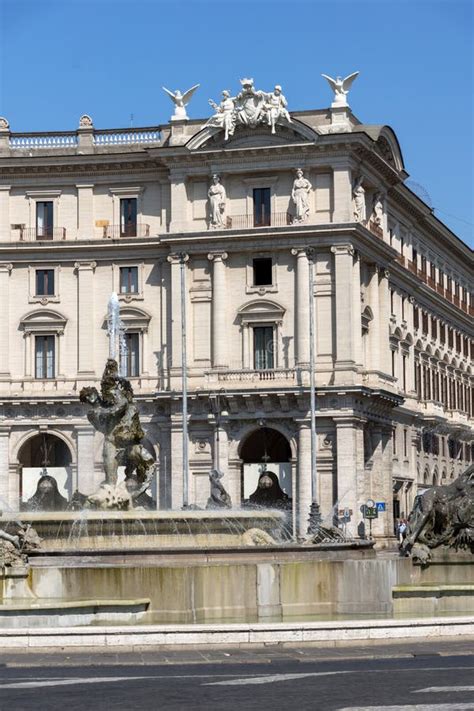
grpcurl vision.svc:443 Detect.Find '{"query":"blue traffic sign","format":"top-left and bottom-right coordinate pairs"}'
top-left (376, 502), bottom-right (386, 512)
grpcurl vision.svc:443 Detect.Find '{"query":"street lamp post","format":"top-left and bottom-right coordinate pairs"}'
top-left (306, 247), bottom-right (322, 535)
top-left (179, 252), bottom-right (190, 508)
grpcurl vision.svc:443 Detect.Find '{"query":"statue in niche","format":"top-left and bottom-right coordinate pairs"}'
top-left (207, 90), bottom-right (236, 142)
top-left (372, 192), bottom-right (384, 226)
top-left (264, 85), bottom-right (291, 134)
top-left (353, 176), bottom-right (366, 222)
top-left (321, 71), bottom-right (360, 108)
top-left (22, 471), bottom-right (68, 512)
top-left (162, 84), bottom-right (200, 121)
top-left (401, 463), bottom-right (473, 564)
top-left (291, 169), bottom-right (312, 223)
top-left (208, 174), bottom-right (227, 229)
top-left (79, 359), bottom-right (156, 509)
top-left (206, 469), bottom-right (232, 509)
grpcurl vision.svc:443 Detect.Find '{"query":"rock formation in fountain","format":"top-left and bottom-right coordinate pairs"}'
top-left (79, 358), bottom-right (156, 510)
top-left (401, 463), bottom-right (474, 563)
top-left (0, 517), bottom-right (41, 568)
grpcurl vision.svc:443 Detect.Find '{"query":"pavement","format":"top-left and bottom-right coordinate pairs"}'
top-left (0, 639), bottom-right (473, 710)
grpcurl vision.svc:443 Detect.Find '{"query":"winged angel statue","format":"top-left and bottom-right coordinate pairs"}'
top-left (162, 84), bottom-right (200, 121)
top-left (321, 72), bottom-right (359, 108)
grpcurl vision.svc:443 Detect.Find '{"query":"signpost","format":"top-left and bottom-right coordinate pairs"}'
top-left (362, 498), bottom-right (378, 539)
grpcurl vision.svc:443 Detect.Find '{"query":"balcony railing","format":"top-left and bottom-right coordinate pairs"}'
top-left (226, 212), bottom-right (292, 229)
top-left (18, 227), bottom-right (66, 241)
top-left (213, 368), bottom-right (297, 383)
top-left (396, 257), bottom-right (472, 316)
top-left (102, 224), bottom-right (150, 238)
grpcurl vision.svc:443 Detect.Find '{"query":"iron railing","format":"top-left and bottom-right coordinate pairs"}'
top-left (102, 224), bottom-right (150, 239)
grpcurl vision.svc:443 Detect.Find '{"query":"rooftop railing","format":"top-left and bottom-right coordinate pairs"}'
top-left (10, 133), bottom-right (78, 150)
top-left (93, 128), bottom-right (161, 146)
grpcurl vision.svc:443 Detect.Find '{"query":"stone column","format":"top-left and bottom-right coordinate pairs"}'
top-left (76, 184), bottom-right (94, 240)
top-left (0, 263), bottom-right (12, 377)
top-left (167, 253), bottom-right (189, 373)
top-left (169, 170), bottom-right (188, 232)
top-left (0, 426), bottom-right (10, 509)
top-left (368, 426), bottom-right (393, 538)
top-left (332, 245), bottom-right (356, 384)
top-left (208, 252), bottom-right (228, 368)
top-left (332, 161), bottom-right (352, 223)
top-left (296, 420), bottom-right (312, 537)
top-left (352, 251), bottom-right (363, 367)
top-left (335, 419), bottom-right (360, 530)
top-left (0, 186), bottom-right (10, 241)
top-left (74, 261), bottom-right (96, 376)
top-left (379, 268), bottom-right (392, 377)
top-left (291, 249), bottom-right (310, 367)
top-left (76, 425), bottom-right (96, 494)
top-left (381, 427), bottom-right (395, 537)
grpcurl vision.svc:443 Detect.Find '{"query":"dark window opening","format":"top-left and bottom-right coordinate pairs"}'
top-left (120, 332), bottom-right (139, 377)
top-left (35, 269), bottom-right (54, 296)
top-left (254, 326), bottom-right (274, 370)
top-left (35, 335), bottom-right (55, 379)
top-left (119, 266), bottom-right (139, 294)
top-left (36, 201), bottom-right (53, 239)
top-left (253, 258), bottom-right (273, 286)
top-left (253, 188), bottom-right (271, 227)
top-left (120, 198), bottom-right (138, 237)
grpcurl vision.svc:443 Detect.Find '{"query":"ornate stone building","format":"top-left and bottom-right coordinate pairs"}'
top-left (0, 80), bottom-right (472, 541)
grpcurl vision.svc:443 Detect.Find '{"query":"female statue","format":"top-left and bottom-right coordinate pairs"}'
top-left (353, 177), bottom-right (366, 222)
top-left (208, 174), bottom-right (227, 229)
top-left (291, 169), bottom-right (312, 223)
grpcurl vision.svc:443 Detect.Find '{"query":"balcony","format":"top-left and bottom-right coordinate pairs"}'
top-left (102, 224), bottom-right (150, 239)
top-left (224, 212), bottom-right (292, 230)
top-left (208, 368), bottom-right (297, 385)
top-left (17, 227), bottom-right (66, 241)
top-left (396, 258), bottom-right (472, 316)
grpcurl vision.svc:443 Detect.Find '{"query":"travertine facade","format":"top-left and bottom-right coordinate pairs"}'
top-left (0, 93), bottom-right (472, 541)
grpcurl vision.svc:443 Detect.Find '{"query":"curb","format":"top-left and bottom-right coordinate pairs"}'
top-left (0, 616), bottom-right (473, 649)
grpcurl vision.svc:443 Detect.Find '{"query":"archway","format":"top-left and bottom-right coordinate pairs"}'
top-left (239, 426), bottom-right (292, 500)
top-left (18, 432), bottom-right (73, 505)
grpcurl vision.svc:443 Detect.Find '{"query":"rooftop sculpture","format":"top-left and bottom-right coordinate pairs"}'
top-left (207, 78), bottom-right (291, 140)
top-left (321, 71), bottom-right (359, 108)
top-left (162, 84), bottom-right (200, 121)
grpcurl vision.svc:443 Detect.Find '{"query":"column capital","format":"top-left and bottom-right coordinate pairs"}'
top-left (207, 251), bottom-right (228, 262)
top-left (0, 263), bottom-right (13, 273)
top-left (74, 261), bottom-right (96, 272)
top-left (330, 244), bottom-right (354, 257)
top-left (291, 247), bottom-right (312, 258)
top-left (167, 252), bottom-right (189, 265)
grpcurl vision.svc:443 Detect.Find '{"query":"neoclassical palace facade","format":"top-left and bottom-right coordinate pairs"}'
top-left (0, 83), bottom-right (472, 540)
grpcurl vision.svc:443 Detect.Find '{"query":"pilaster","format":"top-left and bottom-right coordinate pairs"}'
top-left (332, 245), bottom-right (357, 384)
top-left (167, 253), bottom-right (189, 373)
top-left (296, 420), bottom-right (312, 537)
top-left (76, 425), bottom-right (97, 495)
top-left (335, 418), bottom-right (362, 533)
top-left (291, 248), bottom-right (310, 367)
top-left (169, 170), bottom-right (188, 232)
top-left (74, 261), bottom-right (96, 375)
top-left (332, 160), bottom-right (352, 222)
top-left (0, 186), bottom-right (11, 241)
top-left (0, 263), bottom-right (13, 377)
top-left (76, 184), bottom-right (94, 239)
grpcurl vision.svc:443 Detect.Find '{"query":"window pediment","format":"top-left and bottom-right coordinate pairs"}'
top-left (237, 299), bottom-right (285, 325)
top-left (20, 309), bottom-right (67, 334)
top-left (102, 306), bottom-right (151, 333)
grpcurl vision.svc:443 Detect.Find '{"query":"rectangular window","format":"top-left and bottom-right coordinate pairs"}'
top-left (430, 262), bottom-right (436, 280)
top-left (454, 282), bottom-right (459, 298)
top-left (35, 269), bottom-right (54, 296)
top-left (438, 269), bottom-right (444, 286)
top-left (420, 255), bottom-right (427, 274)
top-left (431, 317), bottom-right (437, 340)
top-left (413, 306), bottom-right (419, 330)
top-left (412, 247), bottom-right (417, 264)
top-left (440, 323), bottom-right (446, 345)
top-left (456, 332), bottom-right (461, 353)
top-left (401, 297), bottom-right (406, 320)
top-left (119, 266), bottom-right (139, 294)
top-left (35, 335), bottom-right (55, 379)
top-left (120, 332), bottom-right (140, 377)
top-left (403, 429), bottom-right (408, 458)
top-left (36, 201), bottom-right (53, 239)
top-left (253, 326), bottom-right (274, 370)
top-left (390, 289), bottom-right (394, 314)
top-left (253, 188), bottom-right (271, 227)
top-left (392, 429), bottom-right (397, 456)
top-left (446, 276), bottom-right (452, 294)
top-left (252, 258), bottom-right (273, 286)
top-left (422, 312), bottom-right (428, 335)
top-left (120, 198), bottom-right (138, 237)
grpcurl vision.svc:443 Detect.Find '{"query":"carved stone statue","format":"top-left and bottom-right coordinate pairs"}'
top-left (0, 116), bottom-right (10, 130)
top-left (0, 517), bottom-right (41, 568)
top-left (162, 84), bottom-right (200, 121)
top-left (206, 91), bottom-right (236, 142)
top-left (372, 192), bottom-right (384, 226)
top-left (208, 174), bottom-right (227, 229)
top-left (79, 114), bottom-right (93, 128)
top-left (400, 464), bottom-right (474, 563)
top-left (291, 169), bottom-right (312, 223)
top-left (264, 85), bottom-right (291, 134)
top-left (353, 177), bottom-right (366, 222)
top-left (245, 471), bottom-right (291, 511)
top-left (206, 469), bottom-right (232, 509)
top-left (79, 359), bottom-right (156, 509)
top-left (206, 79), bottom-right (291, 137)
top-left (321, 72), bottom-right (360, 108)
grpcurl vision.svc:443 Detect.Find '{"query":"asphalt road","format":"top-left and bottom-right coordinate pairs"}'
top-left (0, 643), bottom-right (473, 711)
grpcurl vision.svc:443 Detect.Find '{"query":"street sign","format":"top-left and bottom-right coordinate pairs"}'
top-left (376, 501), bottom-right (386, 512)
top-left (363, 504), bottom-right (378, 519)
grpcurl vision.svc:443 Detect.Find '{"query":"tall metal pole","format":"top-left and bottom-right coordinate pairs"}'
top-left (180, 252), bottom-right (189, 508)
top-left (306, 247), bottom-right (321, 534)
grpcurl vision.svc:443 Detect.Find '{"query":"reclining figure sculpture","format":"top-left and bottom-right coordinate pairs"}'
top-left (400, 463), bottom-right (474, 563)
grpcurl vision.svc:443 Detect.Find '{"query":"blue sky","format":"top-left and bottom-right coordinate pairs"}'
top-left (0, 0), bottom-right (472, 245)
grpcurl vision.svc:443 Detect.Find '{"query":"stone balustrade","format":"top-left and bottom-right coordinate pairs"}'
top-left (10, 133), bottom-right (78, 150)
top-left (210, 368), bottom-right (297, 384)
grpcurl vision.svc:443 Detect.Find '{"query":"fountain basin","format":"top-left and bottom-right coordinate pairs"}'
top-left (2, 509), bottom-right (287, 551)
